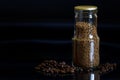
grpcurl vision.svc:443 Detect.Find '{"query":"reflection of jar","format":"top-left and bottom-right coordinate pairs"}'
top-left (72, 5), bottom-right (100, 68)
top-left (76, 71), bottom-right (100, 80)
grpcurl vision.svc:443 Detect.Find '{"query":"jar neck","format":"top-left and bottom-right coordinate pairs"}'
top-left (75, 10), bottom-right (97, 27)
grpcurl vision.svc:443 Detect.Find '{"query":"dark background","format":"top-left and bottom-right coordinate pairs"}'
top-left (0, 0), bottom-right (120, 23)
top-left (0, 0), bottom-right (120, 62)
top-left (0, 0), bottom-right (120, 79)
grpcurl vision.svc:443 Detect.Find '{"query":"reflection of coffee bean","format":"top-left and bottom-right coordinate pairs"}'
top-left (35, 60), bottom-right (117, 76)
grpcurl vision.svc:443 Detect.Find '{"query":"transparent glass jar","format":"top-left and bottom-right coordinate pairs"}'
top-left (72, 5), bottom-right (100, 68)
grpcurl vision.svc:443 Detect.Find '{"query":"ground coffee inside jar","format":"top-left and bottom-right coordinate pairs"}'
top-left (73, 22), bottom-right (100, 68)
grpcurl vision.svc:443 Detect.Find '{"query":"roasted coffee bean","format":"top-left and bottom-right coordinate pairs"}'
top-left (59, 61), bottom-right (66, 65)
top-left (70, 68), bottom-right (75, 73)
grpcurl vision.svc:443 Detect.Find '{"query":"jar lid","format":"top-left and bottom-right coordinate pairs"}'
top-left (74, 5), bottom-right (97, 10)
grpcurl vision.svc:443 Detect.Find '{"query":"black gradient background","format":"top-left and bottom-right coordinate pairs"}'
top-left (0, 0), bottom-right (120, 80)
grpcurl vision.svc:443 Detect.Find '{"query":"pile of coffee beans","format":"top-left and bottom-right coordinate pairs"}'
top-left (76, 63), bottom-right (117, 73)
top-left (97, 63), bottom-right (117, 74)
top-left (35, 60), bottom-right (76, 74)
top-left (35, 60), bottom-right (117, 75)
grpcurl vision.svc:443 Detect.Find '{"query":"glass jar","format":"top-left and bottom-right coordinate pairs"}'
top-left (72, 5), bottom-right (100, 68)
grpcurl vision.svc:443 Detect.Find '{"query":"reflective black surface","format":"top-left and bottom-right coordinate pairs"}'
top-left (1, 61), bottom-right (119, 80)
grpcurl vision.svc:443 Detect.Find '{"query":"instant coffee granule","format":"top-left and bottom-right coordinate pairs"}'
top-left (73, 22), bottom-right (99, 68)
